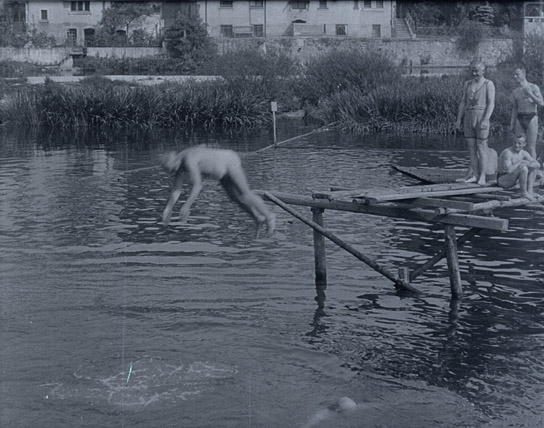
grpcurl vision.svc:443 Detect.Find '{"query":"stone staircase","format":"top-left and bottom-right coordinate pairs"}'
top-left (394, 17), bottom-right (414, 39)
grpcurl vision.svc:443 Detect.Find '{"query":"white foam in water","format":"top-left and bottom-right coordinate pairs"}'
top-left (46, 358), bottom-right (237, 408)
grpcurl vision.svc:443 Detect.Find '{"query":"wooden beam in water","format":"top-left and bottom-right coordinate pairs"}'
top-left (312, 207), bottom-right (327, 286)
top-left (263, 192), bottom-right (420, 294)
top-left (444, 225), bottom-right (463, 298)
top-left (257, 190), bottom-right (509, 231)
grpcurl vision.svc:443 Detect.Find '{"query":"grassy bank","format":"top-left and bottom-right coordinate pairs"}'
top-left (1, 46), bottom-right (542, 133)
top-left (0, 76), bottom-right (273, 128)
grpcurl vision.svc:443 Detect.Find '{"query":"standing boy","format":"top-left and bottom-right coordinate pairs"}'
top-left (509, 66), bottom-right (544, 162)
top-left (456, 60), bottom-right (496, 185)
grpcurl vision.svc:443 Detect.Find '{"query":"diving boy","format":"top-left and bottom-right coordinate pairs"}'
top-left (161, 146), bottom-right (275, 238)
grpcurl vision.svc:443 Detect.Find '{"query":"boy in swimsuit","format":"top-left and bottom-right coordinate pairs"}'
top-left (497, 135), bottom-right (541, 201)
top-left (509, 66), bottom-right (544, 161)
top-left (456, 60), bottom-right (496, 185)
top-left (161, 146), bottom-right (275, 238)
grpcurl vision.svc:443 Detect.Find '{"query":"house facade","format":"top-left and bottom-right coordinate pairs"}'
top-left (25, 0), bottom-right (110, 46)
top-left (194, 0), bottom-right (396, 38)
top-left (523, 1), bottom-right (544, 36)
top-left (17, 0), bottom-right (397, 46)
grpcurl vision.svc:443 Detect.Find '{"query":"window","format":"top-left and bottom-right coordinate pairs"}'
top-left (70, 1), bottom-right (90, 12)
top-left (372, 24), bottom-right (381, 37)
top-left (364, 0), bottom-right (372, 8)
top-left (353, 0), bottom-right (359, 9)
top-left (253, 24), bottom-right (264, 37)
top-left (220, 25), bottom-right (233, 37)
top-left (250, 0), bottom-right (263, 7)
top-left (67, 28), bottom-right (77, 46)
top-left (319, 1), bottom-right (328, 8)
top-left (291, 1), bottom-right (309, 10)
top-left (40, 10), bottom-right (48, 21)
top-left (84, 28), bottom-right (95, 46)
top-left (219, 1), bottom-right (233, 7)
top-left (336, 24), bottom-right (347, 36)
top-left (376, 0), bottom-right (384, 8)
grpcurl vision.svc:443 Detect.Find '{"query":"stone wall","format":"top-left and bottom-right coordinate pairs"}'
top-left (216, 37), bottom-right (514, 70)
top-left (0, 47), bottom-right (71, 65)
top-left (0, 38), bottom-right (514, 71)
top-left (86, 47), bottom-right (163, 59)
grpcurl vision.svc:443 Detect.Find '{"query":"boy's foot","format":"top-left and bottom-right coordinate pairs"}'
top-left (265, 214), bottom-right (276, 237)
top-left (477, 177), bottom-right (486, 186)
top-left (522, 192), bottom-right (537, 202)
top-left (464, 176), bottom-right (477, 183)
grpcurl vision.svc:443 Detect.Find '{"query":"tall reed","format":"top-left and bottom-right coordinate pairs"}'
top-left (0, 77), bottom-right (270, 129)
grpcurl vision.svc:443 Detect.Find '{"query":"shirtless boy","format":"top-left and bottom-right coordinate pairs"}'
top-left (510, 66), bottom-right (544, 161)
top-left (456, 60), bottom-right (496, 185)
top-left (161, 146), bottom-right (275, 238)
top-left (497, 135), bottom-right (541, 201)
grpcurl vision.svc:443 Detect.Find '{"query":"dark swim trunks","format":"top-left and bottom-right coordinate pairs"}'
top-left (516, 112), bottom-right (537, 130)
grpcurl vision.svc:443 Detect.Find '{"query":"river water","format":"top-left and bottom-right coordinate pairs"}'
top-left (1, 123), bottom-right (543, 428)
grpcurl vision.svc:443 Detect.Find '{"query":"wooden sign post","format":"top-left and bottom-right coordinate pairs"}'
top-left (271, 101), bottom-right (277, 145)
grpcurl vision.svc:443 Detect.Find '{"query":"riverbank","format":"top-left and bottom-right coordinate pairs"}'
top-left (1, 47), bottom-right (542, 135)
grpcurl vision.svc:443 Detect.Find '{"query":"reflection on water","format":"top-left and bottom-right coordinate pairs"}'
top-left (1, 124), bottom-right (544, 427)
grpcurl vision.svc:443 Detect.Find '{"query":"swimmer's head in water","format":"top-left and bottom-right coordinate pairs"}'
top-left (328, 396), bottom-right (357, 412)
top-left (161, 151), bottom-right (183, 173)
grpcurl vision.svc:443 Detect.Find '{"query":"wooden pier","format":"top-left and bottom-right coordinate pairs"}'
top-left (259, 172), bottom-right (543, 301)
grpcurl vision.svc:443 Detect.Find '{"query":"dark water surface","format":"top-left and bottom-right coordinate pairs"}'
top-left (1, 124), bottom-right (544, 428)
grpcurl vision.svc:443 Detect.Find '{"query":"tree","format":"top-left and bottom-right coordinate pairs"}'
top-left (163, 13), bottom-right (215, 62)
top-left (98, 2), bottom-right (157, 44)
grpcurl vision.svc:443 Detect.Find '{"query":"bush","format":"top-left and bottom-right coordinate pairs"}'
top-left (0, 77), bottom-right (271, 129)
top-left (164, 13), bottom-right (215, 64)
top-left (296, 49), bottom-right (402, 105)
top-left (73, 56), bottom-right (198, 76)
top-left (523, 32), bottom-right (544, 88)
top-left (456, 20), bottom-right (488, 53)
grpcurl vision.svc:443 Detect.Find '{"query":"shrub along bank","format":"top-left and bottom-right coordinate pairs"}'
top-left (1, 42), bottom-right (542, 133)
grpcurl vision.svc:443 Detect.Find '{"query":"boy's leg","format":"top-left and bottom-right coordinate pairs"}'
top-left (527, 167), bottom-right (538, 194)
top-left (221, 175), bottom-right (264, 222)
top-left (524, 118), bottom-right (538, 159)
top-left (476, 139), bottom-right (489, 185)
top-left (465, 138), bottom-right (478, 182)
top-left (517, 167), bottom-right (535, 200)
top-left (498, 170), bottom-right (521, 190)
top-left (227, 169), bottom-right (275, 236)
top-left (464, 112), bottom-right (478, 182)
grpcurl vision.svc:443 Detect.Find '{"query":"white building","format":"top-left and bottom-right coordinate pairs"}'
top-left (16, 0), bottom-right (397, 46)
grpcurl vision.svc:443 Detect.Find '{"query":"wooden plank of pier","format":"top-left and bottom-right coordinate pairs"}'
top-left (436, 196), bottom-right (544, 215)
top-left (318, 182), bottom-right (483, 200)
top-left (257, 190), bottom-right (509, 231)
top-left (359, 186), bottom-right (501, 204)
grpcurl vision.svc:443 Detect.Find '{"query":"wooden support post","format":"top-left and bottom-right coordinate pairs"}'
top-left (444, 225), bottom-right (463, 299)
top-left (398, 267), bottom-right (410, 284)
top-left (264, 191), bottom-right (420, 293)
top-left (410, 227), bottom-right (481, 282)
top-left (312, 207), bottom-right (327, 288)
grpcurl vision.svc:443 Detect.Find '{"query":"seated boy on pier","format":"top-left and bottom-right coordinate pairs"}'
top-left (161, 145), bottom-right (275, 238)
top-left (497, 135), bottom-right (541, 201)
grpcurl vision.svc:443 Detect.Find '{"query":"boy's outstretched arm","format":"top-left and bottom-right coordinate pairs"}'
top-left (163, 173), bottom-right (184, 226)
top-left (178, 164), bottom-right (203, 222)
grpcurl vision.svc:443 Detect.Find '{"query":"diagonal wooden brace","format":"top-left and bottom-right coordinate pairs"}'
top-left (264, 192), bottom-right (420, 294)
top-left (409, 227), bottom-right (482, 282)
